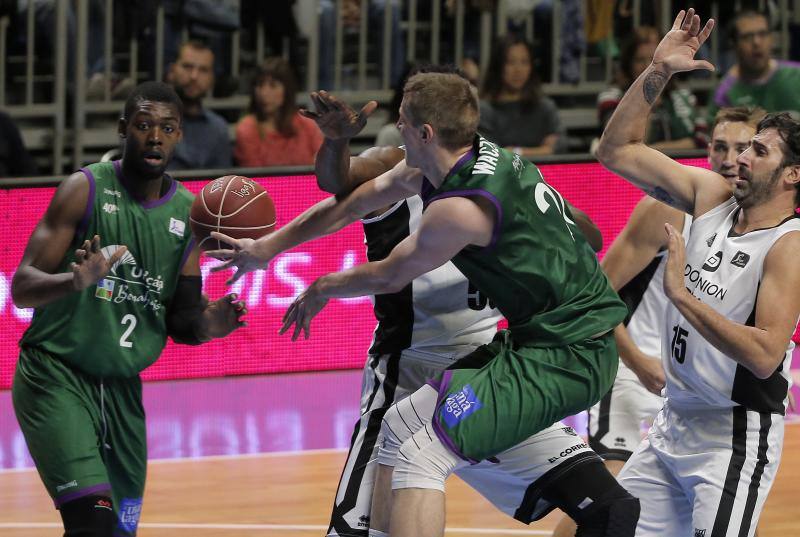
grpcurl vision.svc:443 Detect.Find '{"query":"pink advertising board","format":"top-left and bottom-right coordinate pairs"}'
top-left (0, 159), bottom-right (793, 389)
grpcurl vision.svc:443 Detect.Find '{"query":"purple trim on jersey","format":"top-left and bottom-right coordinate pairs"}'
top-left (420, 177), bottom-right (436, 204)
top-left (425, 189), bottom-right (503, 251)
top-left (429, 370), bottom-right (479, 463)
top-left (419, 149), bottom-right (476, 204)
top-left (449, 149), bottom-right (477, 177)
top-left (179, 237), bottom-right (196, 271)
top-left (54, 482), bottom-right (111, 507)
top-left (714, 74), bottom-right (737, 107)
top-left (77, 167), bottom-right (97, 239)
top-left (113, 159), bottom-right (178, 209)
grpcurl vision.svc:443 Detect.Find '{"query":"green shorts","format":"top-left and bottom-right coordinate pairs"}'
top-left (12, 346), bottom-right (146, 536)
top-left (431, 330), bottom-right (618, 462)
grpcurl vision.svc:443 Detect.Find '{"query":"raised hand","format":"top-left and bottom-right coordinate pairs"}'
top-left (299, 90), bottom-right (378, 140)
top-left (206, 232), bottom-right (273, 285)
top-left (279, 282), bottom-right (329, 341)
top-left (200, 293), bottom-right (248, 339)
top-left (71, 235), bottom-right (128, 291)
top-left (663, 222), bottom-right (688, 302)
top-left (652, 8), bottom-right (715, 76)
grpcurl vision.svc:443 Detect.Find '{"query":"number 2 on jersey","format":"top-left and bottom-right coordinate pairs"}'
top-left (120, 314), bottom-right (137, 348)
top-left (670, 325), bottom-right (689, 363)
top-left (534, 182), bottom-right (576, 240)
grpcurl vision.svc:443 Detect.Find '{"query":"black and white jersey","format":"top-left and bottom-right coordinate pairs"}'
top-left (616, 214), bottom-right (692, 382)
top-left (362, 195), bottom-right (501, 364)
top-left (663, 198), bottom-right (800, 413)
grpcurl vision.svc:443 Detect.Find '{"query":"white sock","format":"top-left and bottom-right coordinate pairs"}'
top-left (368, 530), bottom-right (389, 537)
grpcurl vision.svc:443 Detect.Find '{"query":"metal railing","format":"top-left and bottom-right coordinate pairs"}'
top-left (1, 0), bottom-right (797, 174)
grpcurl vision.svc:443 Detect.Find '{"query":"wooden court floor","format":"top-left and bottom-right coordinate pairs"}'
top-left (1, 424), bottom-right (799, 537)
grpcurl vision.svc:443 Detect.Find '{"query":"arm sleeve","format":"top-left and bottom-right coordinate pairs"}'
top-left (165, 275), bottom-right (208, 345)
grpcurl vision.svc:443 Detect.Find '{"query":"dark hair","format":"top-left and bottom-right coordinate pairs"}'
top-left (176, 39), bottom-right (214, 61)
top-left (249, 57), bottom-right (299, 137)
top-left (729, 10), bottom-right (770, 42)
top-left (712, 106), bottom-right (766, 132)
top-left (756, 112), bottom-right (800, 206)
top-left (481, 34), bottom-right (541, 111)
top-left (123, 81), bottom-right (183, 122)
top-left (388, 63), bottom-right (467, 123)
top-left (618, 26), bottom-right (660, 88)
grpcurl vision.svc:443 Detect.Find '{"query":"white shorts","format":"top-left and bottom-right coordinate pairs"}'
top-left (385, 384), bottom-right (602, 524)
top-left (588, 372), bottom-right (663, 461)
top-left (618, 402), bottom-right (784, 537)
top-left (327, 354), bottom-right (446, 537)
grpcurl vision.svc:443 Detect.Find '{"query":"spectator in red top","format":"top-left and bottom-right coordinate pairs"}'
top-left (234, 57), bottom-right (323, 167)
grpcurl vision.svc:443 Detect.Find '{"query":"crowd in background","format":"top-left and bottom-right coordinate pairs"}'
top-left (3, 0), bottom-right (800, 176)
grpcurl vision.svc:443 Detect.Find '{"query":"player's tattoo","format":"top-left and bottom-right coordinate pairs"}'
top-left (643, 70), bottom-right (669, 105)
top-left (645, 186), bottom-right (675, 207)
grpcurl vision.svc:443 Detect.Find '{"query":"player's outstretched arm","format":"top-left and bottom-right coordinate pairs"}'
top-left (600, 197), bottom-right (683, 393)
top-left (596, 9), bottom-right (728, 217)
top-left (165, 246), bottom-right (247, 344)
top-left (279, 195), bottom-right (494, 340)
top-left (208, 160), bottom-right (424, 284)
top-left (12, 172), bottom-right (128, 308)
top-left (663, 226), bottom-right (800, 379)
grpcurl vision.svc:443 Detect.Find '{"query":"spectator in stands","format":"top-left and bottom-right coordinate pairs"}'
top-left (596, 26), bottom-right (706, 151)
top-left (0, 110), bottom-right (37, 177)
top-left (478, 34), bottom-right (564, 156)
top-left (234, 57), bottom-right (323, 167)
top-left (166, 40), bottom-right (232, 171)
top-left (708, 10), bottom-right (800, 119)
top-left (318, 0), bottom-right (404, 90)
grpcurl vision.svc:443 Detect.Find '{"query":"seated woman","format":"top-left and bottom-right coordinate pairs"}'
top-left (596, 26), bottom-right (706, 152)
top-left (234, 57), bottom-right (323, 167)
top-left (479, 34), bottom-right (564, 157)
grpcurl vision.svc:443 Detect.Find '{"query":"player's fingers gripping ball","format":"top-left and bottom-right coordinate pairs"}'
top-left (190, 175), bottom-right (276, 251)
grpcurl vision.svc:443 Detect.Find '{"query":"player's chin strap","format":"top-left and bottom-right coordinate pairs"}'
top-left (166, 275), bottom-right (210, 345)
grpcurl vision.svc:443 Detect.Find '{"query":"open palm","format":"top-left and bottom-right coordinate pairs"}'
top-left (653, 8), bottom-right (715, 75)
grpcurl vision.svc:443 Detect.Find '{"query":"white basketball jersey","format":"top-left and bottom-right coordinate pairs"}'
top-left (663, 198), bottom-right (800, 413)
top-left (617, 214), bottom-right (692, 381)
top-left (362, 195), bottom-right (501, 364)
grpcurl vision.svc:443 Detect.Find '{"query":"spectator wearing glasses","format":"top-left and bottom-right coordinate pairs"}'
top-left (709, 10), bottom-right (800, 120)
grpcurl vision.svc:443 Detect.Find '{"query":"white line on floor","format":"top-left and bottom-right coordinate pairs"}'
top-left (0, 522), bottom-right (550, 534)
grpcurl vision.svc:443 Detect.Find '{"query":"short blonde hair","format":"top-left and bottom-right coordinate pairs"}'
top-left (403, 72), bottom-right (479, 150)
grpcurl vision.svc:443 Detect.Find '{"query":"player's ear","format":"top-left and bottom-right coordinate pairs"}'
top-left (786, 164), bottom-right (800, 187)
top-left (421, 124), bottom-right (433, 143)
top-left (118, 117), bottom-right (127, 139)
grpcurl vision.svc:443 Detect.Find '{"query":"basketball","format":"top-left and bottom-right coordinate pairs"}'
top-left (190, 175), bottom-right (276, 251)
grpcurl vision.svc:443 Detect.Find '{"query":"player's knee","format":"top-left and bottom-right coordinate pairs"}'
top-left (60, 495), bottom-right (116, 537)
top-left (573, 487), bottom-right (640, 537)
top-left (392, 434), bottom-right (458, 492)
top-left (376, 386), bottom-right (436, 466)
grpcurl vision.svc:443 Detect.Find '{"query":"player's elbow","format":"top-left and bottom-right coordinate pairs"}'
top-left (751, 354), bottom-right (784, 380)
top-left (315, 175), bottom-right (341, 195)
top-left (595, 135), bottom-right (622, 167)
top-left (11, 272), bottom-right (34, 309)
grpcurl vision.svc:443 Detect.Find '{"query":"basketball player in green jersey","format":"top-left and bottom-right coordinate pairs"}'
top-left (11, 81), bottom-right (246, 537)
top-left (209, 72), bottom-right (639, 537)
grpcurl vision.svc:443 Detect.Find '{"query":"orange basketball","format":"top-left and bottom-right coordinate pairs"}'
top-left (190, 175), bottom-right (276, 251)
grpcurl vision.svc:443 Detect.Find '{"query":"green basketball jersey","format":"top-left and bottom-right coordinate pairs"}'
top-left (21, 161), bottom-right (194, 378)
top-left (421, 136), bottom-right (626, 346)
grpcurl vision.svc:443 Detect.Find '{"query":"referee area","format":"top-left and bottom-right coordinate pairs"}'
top-left (1, 361), bottom-right (799, 537)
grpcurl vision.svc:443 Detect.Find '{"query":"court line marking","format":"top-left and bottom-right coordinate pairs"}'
top-left (0, 522), bottom-right (550, 534)
top-left (0, 447), bottom-right (349, 474)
